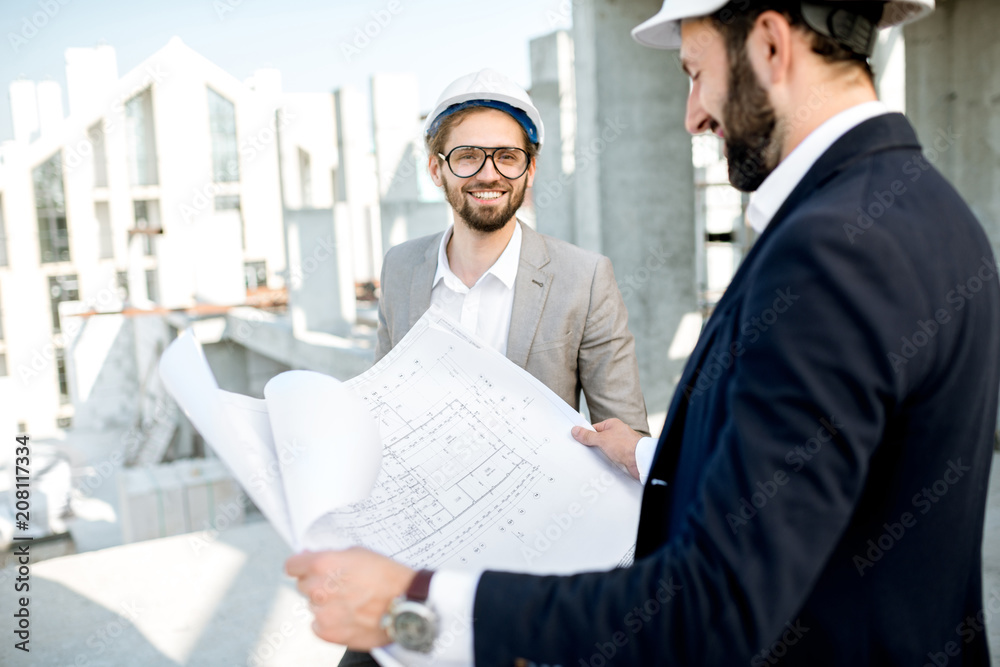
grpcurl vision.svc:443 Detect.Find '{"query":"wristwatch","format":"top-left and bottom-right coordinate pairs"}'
top-left (381, 569), bottom-right (438, 653)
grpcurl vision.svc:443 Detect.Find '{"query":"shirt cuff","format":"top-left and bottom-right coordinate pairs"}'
top-left (428, 569), bottom-right (481, 662)
top-left (635, 436), bottom-right (657, 485)
top-left (374, 568), bottom-right (482, 666)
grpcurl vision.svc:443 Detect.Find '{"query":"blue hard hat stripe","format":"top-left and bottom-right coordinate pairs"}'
top-left (426, 99), bottom-right (539, 145)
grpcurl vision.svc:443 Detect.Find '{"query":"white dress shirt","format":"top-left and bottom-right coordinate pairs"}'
top-left (430, 222), bottom-right (522, 355)
top-left (394, 102), bottom-right (892, 666)
top-left (745, 101), bottom-right (890, 234)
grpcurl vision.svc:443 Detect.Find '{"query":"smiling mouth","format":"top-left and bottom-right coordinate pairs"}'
top-left (467, 190), bottom-right (506, 202)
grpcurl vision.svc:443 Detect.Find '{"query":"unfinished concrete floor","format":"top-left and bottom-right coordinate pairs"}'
top-left (2, 452), bottom-right (999, 666)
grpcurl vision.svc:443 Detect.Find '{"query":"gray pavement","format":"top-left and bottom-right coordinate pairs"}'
top-left (0, 517), bottom-right (345, 666)
top-left (1, 453), bottom-right (999, 665)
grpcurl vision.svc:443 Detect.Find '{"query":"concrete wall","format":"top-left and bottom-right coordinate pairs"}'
top-left (63, 313), bottom-right (139, 432)
top-left (245, 347), bottom-right (292, 398)
top-left (335, 86), bottom-right (383, 281)
top-left (572, 0), bottom-right (699, 413)
top-left (283, 206), bottom-right (356, 337)
top-left (905, 0), bottom-right (1000, 257)
top-left (224, 308), bottom-right (372, 381)
top-left (379, 199), bottom-right (450, 250)
top-left (204, 340), bottom-right (250, 396)
top-left (530, 30), bottom-right (577, 244)
top-left (279, 91), bottom-right (338, 211)
top-left (370, 73), bottom-right (453, 251)
top-left (371, 73), bottom-right (421, 203)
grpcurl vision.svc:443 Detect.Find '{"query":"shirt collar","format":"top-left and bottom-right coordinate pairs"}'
top-left (433, 221), bottom-right (523, 291)
top-left (745, 101), bottom-right (890, 234)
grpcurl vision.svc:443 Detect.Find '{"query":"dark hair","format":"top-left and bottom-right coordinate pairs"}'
top-left (710, 1), bottom-right (876, 82)
top-left (425, 106), bottom-right (540, 163)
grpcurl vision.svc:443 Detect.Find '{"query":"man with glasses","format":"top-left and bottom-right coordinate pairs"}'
top-left (334, 69), bottom-right (648, 666)
top-left (374, 69), bottom-right (648, 436)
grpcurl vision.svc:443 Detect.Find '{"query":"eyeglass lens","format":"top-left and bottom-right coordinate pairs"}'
top-left (447, 147), bottom-right (529, 179)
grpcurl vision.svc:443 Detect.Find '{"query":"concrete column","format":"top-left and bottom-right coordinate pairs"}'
top-left (335, 85), bottom-right (382, 281)
top-left (530, 30), bottom-right (577, 243)
top-left (371, 73), bottom-right (421, 203)
top-left (283, 206), bottom-right (355, 337)
top-left (371, 73), bottom-right (450, 250)
top-left (572, 0), bottom-right (699, 413)
top-left (905, 0), bottom-right (1000, 257)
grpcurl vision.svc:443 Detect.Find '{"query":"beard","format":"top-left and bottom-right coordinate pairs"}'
top-left (723, 50), bottom-right (781, 192)
top-left (443, 176), bottom-right (528, 234)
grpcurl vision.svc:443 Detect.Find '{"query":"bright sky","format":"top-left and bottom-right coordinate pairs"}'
top-left (0, 0), bottom-right (574, 143)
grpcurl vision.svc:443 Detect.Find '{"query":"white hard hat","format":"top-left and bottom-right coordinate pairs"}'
top-left (423, 68), bottom-right (545, 147)
top-left (632, 0), bottom-right (935, 50)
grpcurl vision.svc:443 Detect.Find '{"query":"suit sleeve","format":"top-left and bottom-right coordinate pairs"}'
top-left (374, 252), bottom-right (392, 364)
top-left (471, 210), bottom-right (923, 665)
top-left (578, 256), bottom-right (650, 436)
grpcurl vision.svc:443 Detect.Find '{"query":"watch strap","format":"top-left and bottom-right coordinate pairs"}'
top-left (406, 569), bottom-right (434, 603)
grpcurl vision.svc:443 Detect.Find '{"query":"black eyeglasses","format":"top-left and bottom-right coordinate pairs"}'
top-left (438, 146), bottom-right (531, 180)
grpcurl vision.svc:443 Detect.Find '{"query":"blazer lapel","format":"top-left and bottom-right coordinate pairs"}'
top-left (750, 113), bottom-right (921, 252)
top-left (506, 222), bottom-right (552, 369)
top-left (407, 233), bottom-right (441, 332)
top-left (648, 113), bottom-right (924, 479)
top-left (665, 113), bottom-right (922, 362)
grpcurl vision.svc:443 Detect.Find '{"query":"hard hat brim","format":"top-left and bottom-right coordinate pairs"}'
top-left (631, 0), bottom-right (936, 51)
top-left (631, 0), bottom-right (729, 50)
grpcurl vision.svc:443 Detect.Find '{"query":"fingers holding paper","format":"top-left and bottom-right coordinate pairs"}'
top-left (285, 547), bottom-right (415, 649)
top-left (572, 418), bottom-right (642, 480)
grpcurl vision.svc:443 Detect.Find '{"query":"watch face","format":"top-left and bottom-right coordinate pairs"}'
top-left (392, 602), bottom-right (437, 653)
top-left (396, 611), bottom-right (430, 640)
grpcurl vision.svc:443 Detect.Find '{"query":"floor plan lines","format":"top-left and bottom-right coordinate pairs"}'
top-left (298, 309), bottom-right (642, 575)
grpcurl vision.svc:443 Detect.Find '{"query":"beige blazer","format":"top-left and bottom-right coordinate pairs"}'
top-left (375, 221), bottom-right (649, 435)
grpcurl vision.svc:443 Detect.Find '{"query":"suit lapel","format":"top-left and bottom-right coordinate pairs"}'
top-left (407, 233), bottom-right (441, 332)
top-left (649, 113), bottom-right (923, 479)
top-left (705, 114), bottom-right (921, 324)
top-left (669, 113), bottom-right (922, 378)
top-left (506, 222), bottom-right (552, 369)
top-left (743, 113), bottom-right (921, 263)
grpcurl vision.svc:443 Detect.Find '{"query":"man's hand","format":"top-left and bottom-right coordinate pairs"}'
top-left (285, 547), bottom-right (415, 649)
top-left (572, 418), bottom-right (642, 480)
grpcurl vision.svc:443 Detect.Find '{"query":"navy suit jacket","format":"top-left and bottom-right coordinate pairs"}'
top-left (472, 114), bottom-right (1000, 665)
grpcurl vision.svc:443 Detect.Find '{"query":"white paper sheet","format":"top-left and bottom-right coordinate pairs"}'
top-left (264, 370), bottom-right (382, 546)
top-left (313, 308), bottom-right (643, 574)
top-left (158, 333), bottom-right (382, 550)
top-left (160, 307), bottom-right (642, 567)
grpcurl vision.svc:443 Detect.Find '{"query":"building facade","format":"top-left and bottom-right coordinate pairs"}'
top-left (0, 38), bottom-right (380, 437)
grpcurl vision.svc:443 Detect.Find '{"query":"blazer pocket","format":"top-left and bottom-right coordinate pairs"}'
top-left (530, 329), bottom-right (574, 353)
